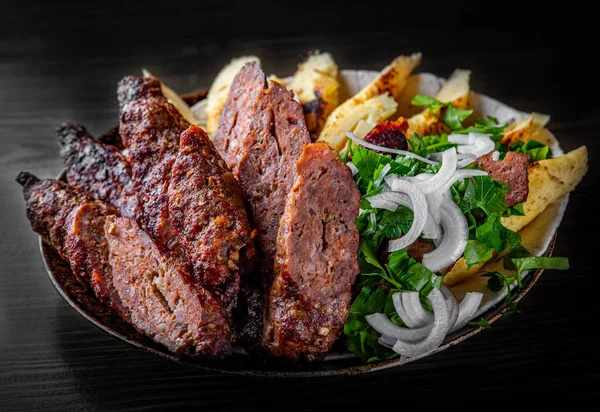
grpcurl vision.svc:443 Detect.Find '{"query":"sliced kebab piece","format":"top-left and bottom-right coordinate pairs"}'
top-left (262, 143), bottom-right (361, 361)
top-left (57, 123), bottom-right (142, 221)
top-left (168, 124), bottom-right (256, 312)
top-left (16, 172), bottom-right (129, 320)
top-left (118, 75), bottom-right (190, 252)
top-left (104, 216), bottom-right (233, 357)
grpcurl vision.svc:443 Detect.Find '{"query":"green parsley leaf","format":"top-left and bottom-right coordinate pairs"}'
top-left (461, 176), bottom-right (507, 216)
top-left (464, 239), bottom-right (494, 268)
top-left (443, 106), bottom-right (474, 130)
top-left (511, 257), bottom-right (570, 277)
top-left (411, 94), bottom-right (445, 111)
top-left (510, 140), bottom-right (553, 161)
top-left (468, 318), bottom-right (491, 328)
top-left (504, 203), bottom-right (525, 217)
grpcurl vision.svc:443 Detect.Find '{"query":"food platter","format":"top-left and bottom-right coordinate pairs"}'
top-left (37, 68), bottom-right (571, 376)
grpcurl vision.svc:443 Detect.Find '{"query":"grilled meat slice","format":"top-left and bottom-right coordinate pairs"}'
top-left (168, 125), bottom-right (256, 312)
top-left (104, 216), bottom-right (233, 357)
top-left (97, 126), bottom-right (124, 150)
top-left (263, 143), bottom-right (361, 361)
top-left (16, 172), bottom-right (128, 318)
top-left (213, 61), bottom-right (267, 174)
top-left (118, 75), bottom-right (190, 251)
top-left (57, 123), bottom-right (142, 221)
top-left (474, 151), bottom-right (530, 207)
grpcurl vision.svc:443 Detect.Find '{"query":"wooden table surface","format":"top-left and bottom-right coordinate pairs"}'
top-left (1, 3), bottom-right (598, 410)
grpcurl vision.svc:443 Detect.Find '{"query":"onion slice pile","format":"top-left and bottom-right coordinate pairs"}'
top-left (369, 287), bottom-right (484, 360)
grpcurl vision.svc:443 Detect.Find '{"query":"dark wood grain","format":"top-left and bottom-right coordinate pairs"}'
top-left (1, 2), bottom-right (599, 410)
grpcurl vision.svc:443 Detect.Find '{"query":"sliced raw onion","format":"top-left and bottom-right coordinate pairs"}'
top-left (440, 285), bottom-right (459, 332)
top-left (378, 335), bottom-right (397, 349)
top-left (448, 132), bottom-right (495, 160)
top-left (347, 161), bottom-right (359, 176)
top-left (386, 180), bottom-right (428, 252)
top-left (368, 198), bottom-right (399, 211)
top-left (392, 293), bottom-right (420, 329)
top-left (414, 149), bottom-right (457, 194)
top-left (392, 288), bottom-right (451, 357)
top-left (449, 292), bottom-right (484, 333)
top-left (421, 196), bottom-right (469, 272)
top-left (365, 313), bottom-right (432, 343)
top-left (401, 292), bottom-right (433, 327)
top-left (492, 151), bottom-right (500, 161)
top-left (346, 132), bottom-right (438, 165)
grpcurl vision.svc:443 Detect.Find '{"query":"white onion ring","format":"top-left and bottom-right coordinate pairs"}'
top-left (373, 163), bottom-right (391, 188)
top-left (440, 285), bottom-right (459, 332)
top-left (448, 132), bottom-right (495, 160)
top-left (421, 196), bottom-right (469, 272)
top-left (346, 132), bottom-right (438, 165)
top-left (412, 149), bottom-right (457, 194)
top-left (385, 180), bottom-right (428, 252)
top-left (365, 313), bottom-right (433, 343)
top-left (347, 161), bottom-right (359, 176)
top-left (401, 292), bottom-right (433, 327)
top-left (392, 293), bottom-right (420, 329)
top-left (392, 288), bottom-right (451, 357)
top-left (449, 292), bottom-right (484, 333)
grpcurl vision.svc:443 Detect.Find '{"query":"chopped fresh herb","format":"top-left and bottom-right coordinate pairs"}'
top-left (504, 202), bottom-right (525, 217)
top-left (443, 106), bottom-right (474, 130)
top-left (461, 176), bottom-right (508, 216)
top-left (464, 239), bottom-right (494, 268)
top-left (510, 140), bottom-right (553, 161)
top-left (468, 318), bottom-right (491, 328)
top-left (511, 257), bottom-right (570, 278)
top-left (410, 94), bottom-right (473, 131)
top-left (409, 133), bottom-right (457, 157)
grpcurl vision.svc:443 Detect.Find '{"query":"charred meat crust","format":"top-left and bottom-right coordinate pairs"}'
top-left (104, 216), bottom-right (233, 357)
top-left (118, 75), bottom-right (190, 250)
top-left (57, 123), bottom-right (142, 221)
top-left (16, 173), bottom-right (128, 318)
top-left (64, 204), bottom-right (130, 320)
top-left (17, 173), bottom-right (99, 259)
top-left (474, 151), bottom-right (530, 207)
top-left (263, 143), bottom-right (361, 361)
top-left (168, 124), bottom-right (256, 312)
top-left (364, 119), bottom-right (409, 153)
top-left (97, 126), bottom-right (124, 150)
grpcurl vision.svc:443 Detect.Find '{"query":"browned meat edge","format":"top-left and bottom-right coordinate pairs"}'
top-left (16, 172), bottom-right (129, 320)
top-left (118, 75), bottom-right (190, 251)
top-left (57, 123), bottom-right (142, 221)
top-left (168, 124), bottom-right (256, 312)
top-left (474, 151), bottom-right (530, 207)
top-left (104, 216), bottom-right (233, 357)
top-left (262, 143), bottom-right (361, 361)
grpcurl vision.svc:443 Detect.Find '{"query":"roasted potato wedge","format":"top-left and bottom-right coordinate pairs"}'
top-left (317, 53), bottom-right (421, 151)
top-left (142, 69), bottom-right (199, 126)
top-left (443, 145), bottom-right (588, 286)
top-left (406, 69), bottom-right (471, 137)
top-left (288, 52), bottom-right (340, 141)
top-left (205, 56), bottom-right (260, 137)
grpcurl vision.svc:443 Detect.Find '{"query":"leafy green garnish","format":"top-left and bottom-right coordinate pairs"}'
top-left (468, 318), bottom-right (491, 328)
top-left (410, 94), bottom-right (473, 131)
top-left (510, 256), bottom-right (570, 277)
top-left (504, 203), bottom-right (525, 217)
top-left (510, 140), bottom-right (553, 161)
top-left (463, 239), bottom-right (494, 268)
top-left (460, 175), bottom-right (507, 216)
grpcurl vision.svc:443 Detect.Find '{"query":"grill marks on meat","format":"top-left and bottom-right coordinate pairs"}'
top-left (474, 151), bottom-right (530, 207)
top-left (263, 143), bottom-right (361, 361)
top-left (58, 123), bottom-right (142, 221)
top-left (104, 216), bottom-right (232, 357)
top-left (168, 125), bottom-right (256, 312)
top-left (118, 75), bottom-right (190, 250)
top-left (16, 172), bottom-right (129, 319)
top-left (214, 62), bottom-right (267, 173)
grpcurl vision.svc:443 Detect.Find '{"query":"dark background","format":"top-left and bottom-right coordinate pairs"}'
top-left (1, 1), bottom-right (598, 410)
